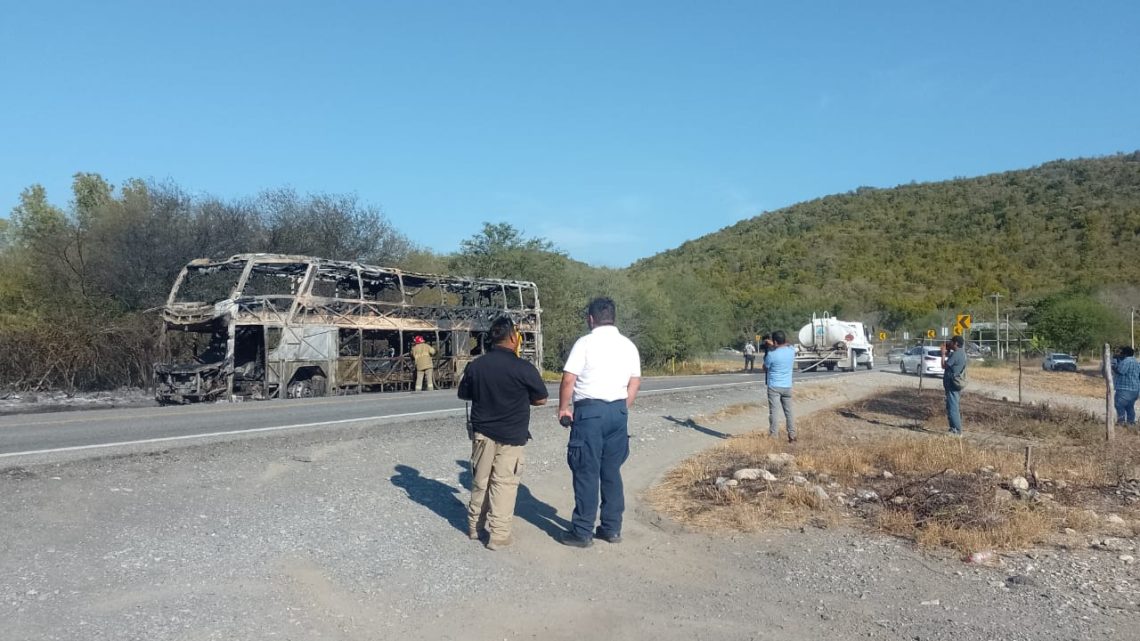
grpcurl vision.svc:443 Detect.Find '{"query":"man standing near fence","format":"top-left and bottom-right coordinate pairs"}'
top-left (1113, 347), bottom-right (1140, 427)
top-left (941, 335), bottom-right (967, 435)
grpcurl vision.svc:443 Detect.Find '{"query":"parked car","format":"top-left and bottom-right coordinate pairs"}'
top-left (965, 343), bottom-right (991, 358)
top-left (900, 346), bottom-right (944, 376)
top-left (886, 347), bottom-right (907, 364)
top-left (1042, 353), bottom-right (1077, 372)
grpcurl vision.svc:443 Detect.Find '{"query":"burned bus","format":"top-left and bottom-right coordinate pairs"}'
top-left (154, 253), bottom-right (542, 404)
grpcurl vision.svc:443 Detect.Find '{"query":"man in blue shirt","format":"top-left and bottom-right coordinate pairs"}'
top-left (1113, 347), bottom-right (1140, 426)
top-left (763, 330), bottom-right (796, 442)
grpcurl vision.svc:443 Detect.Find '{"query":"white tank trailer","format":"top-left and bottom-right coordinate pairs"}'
top-left (794, 313), bottom-right (874, 372)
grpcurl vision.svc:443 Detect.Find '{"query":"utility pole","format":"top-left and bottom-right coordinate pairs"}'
top-left (990, 293), bottom-right (1004, 360)
top-left (1132, 307), bottom-right (1135, 351)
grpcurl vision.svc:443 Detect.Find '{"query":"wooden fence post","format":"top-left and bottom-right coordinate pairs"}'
top-left (1017, 345), bottom-right (1023, 405)
top-left (1104, 343), bottom-right (1116, 442)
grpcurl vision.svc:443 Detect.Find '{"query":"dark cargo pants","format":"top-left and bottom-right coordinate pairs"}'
top-left (567, 399), bottom-right (630, 540)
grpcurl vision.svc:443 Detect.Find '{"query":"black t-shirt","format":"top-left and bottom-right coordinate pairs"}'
top-left (457, 346), bottom-right (549, 446)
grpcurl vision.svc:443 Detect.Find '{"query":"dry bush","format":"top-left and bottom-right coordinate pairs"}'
top-left (876, 509), bottom-right (917, 538)
top-left (672, 458), bottom-right (715, 488)
top-left (0, 311), bottom-right (159, 392)
top-left (783, 484), bottom-right (828, 511)
top-left (1059, 508), bottom-right (1101, 532)
top-left (912, 508), bottom-right (1053, 552)
top-left (872, 472), bottom-right (1055, 552)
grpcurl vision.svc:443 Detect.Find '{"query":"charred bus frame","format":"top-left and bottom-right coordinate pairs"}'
top-left (154, 253), bottom-right (542, 404)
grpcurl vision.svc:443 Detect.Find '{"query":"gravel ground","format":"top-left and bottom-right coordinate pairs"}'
top-left (2, 372), bottom-right (1137, 640)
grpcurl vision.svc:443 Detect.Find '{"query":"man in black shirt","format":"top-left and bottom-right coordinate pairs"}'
top-left (457, 316), bottom-right (549, 550)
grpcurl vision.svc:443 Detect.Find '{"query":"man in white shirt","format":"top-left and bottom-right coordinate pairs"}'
top-left (557, 297), bottom-right (642, 548)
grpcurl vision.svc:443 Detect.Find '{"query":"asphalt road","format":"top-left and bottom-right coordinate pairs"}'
top-left (0, 369), bottom-right (860, 459)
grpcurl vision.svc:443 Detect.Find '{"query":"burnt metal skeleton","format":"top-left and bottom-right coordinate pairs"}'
top-left (154, 254), bottom-right (542, 404)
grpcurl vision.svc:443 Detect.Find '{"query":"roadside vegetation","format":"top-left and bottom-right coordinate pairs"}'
top-left (649, 388), bottom-right (1140, 555)
top-left (3, 152), bottom-right (1140, 393)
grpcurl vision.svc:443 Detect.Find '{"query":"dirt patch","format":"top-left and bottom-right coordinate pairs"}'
top-left (649, 387), bottom-right (1140, 554)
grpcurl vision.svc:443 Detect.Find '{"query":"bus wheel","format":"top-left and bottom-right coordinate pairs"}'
top-left (288, 368), bottom-right (327, 398)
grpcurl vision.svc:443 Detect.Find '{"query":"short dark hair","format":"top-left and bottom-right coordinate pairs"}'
top-left (1122, 346), bottom-right (1135, 357)
top-left (490, 315), bottom-right (516, 345)
top-left (587, 297), bottom-right (616, 325)
top-left (950, 335), bottom-right (964, 347)
top-left (772, 330), bottom-right (787, 345)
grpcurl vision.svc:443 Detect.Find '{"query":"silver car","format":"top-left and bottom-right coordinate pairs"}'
top-left (900, 346), bottom-right (944, 376)
top-left (1042, 353), bottom-right (1077, 372)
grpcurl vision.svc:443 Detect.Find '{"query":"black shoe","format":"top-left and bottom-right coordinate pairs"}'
top-left (559, 531), bottom-right (593, 548)
top-left (594, 527), bottom-right (622, 544)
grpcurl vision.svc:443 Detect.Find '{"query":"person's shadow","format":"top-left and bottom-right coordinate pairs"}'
top-left (456, 459), bottom-right (570, 541)
top-left (663, 415), bottom-right (730, 439)
top-left (390, 464), bottom-right (467, 534)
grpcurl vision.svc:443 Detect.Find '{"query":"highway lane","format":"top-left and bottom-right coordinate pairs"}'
top-left (0, 369), bottom-right (859, 458)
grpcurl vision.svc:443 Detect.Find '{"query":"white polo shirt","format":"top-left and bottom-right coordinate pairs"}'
top-left (563, 325), bottom-right (641, 402)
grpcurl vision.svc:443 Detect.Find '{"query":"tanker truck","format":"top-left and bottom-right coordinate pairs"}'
top-left (794, 313), bottom-right (874, 372)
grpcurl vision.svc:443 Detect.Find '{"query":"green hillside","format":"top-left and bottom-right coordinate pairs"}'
top-left (631, 152), bottom-right (1140, 330)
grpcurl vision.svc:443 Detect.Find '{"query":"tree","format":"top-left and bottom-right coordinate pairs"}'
top-left (452, 222), bottom-right (559, 279)
top-left (1030, 294), bottom-right (1126, 355)
top-left (451, 223), bottom-right (600, 369)
top-left (459, 221), bottom-right (554, 256)
top-left (10, 183), bottom-right (95, 303)
top-left (259, 188), bottom-right (413, 265)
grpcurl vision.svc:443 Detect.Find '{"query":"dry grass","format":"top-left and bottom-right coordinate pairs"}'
top-left (644, 357), bottom-right (750, 376)
top-left (969, 361), bottom-right (1106, 399)
top-left (648, 387), bottom-right (1140, 554)
top-left (911, 509), bottom-right (1054, 552)
top-left (1060, 508), bottom-right (1101, 532)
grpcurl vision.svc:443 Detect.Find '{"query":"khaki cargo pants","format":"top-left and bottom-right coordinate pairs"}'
top-left (415, 367), bottom-right (435, 391)
top-left (468, 433), bottom-right (524, 541)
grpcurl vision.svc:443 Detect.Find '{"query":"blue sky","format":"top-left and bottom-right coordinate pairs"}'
top-left (2, 2), bottom-right (1137, 266)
